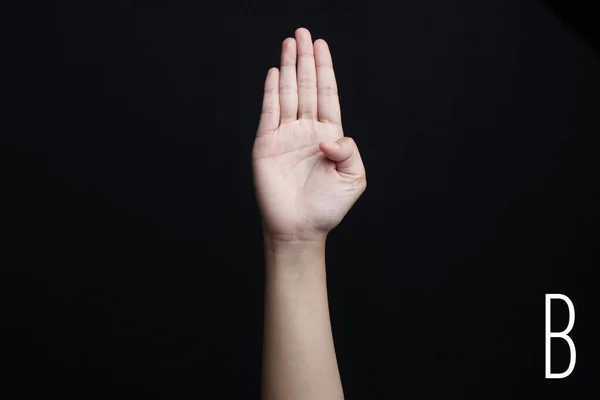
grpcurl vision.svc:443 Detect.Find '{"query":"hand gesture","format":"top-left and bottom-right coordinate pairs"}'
top-left (252, 28), bottom-right (366, 243)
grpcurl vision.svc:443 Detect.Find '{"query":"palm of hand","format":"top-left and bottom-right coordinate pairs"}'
top-left (252, 29), bottom-right (366, 242)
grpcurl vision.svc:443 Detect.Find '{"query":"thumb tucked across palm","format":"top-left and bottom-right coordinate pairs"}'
top-left (252, 28), bottom-right (366, 242)
top-left (319, 137), bottom-right (365, 178)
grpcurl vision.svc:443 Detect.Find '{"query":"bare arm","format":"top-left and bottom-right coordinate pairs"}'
top-left (252, 27), bottom-right (366, 400)
top-left (261, 237), bottom-right (343, 400)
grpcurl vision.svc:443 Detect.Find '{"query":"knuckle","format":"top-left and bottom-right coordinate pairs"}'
top-left (317, 86), bottom-right (338, 96)
top-left (279, 85), bottom-right (297, 94)
top-left (261, 106), bottom-right (277, 114)
top-left (300, 112), bottom-right (315, 119)
top-left (341, 136), bottom-right (356, 147)
top-left (316, 62), bottom-right (333, 68)
top-left (297, 78), bottom-right (316, 89)
top-left (320, 118), bottom-right (342, 126)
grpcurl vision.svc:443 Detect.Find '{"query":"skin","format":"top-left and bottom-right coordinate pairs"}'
top-left (252, 27), bottom-right (367, 400)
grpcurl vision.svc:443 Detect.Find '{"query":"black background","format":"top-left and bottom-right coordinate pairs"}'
top-left (1, 0), bottom-right (597, 398)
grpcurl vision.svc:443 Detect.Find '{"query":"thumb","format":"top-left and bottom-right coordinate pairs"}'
top-left (319, 137), bottom-right (366, 179)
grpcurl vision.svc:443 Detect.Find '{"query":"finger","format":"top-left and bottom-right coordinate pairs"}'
top-left (295, 27), bottom-right (318, 120)
top-left (279, 38), bottom-right (298, 123)
top-left (314, 39), bottom-right (341, 126)
top-left (257, 67), bottom-right (280, 136)
top-left (319, 137), bottom-right (366, 180)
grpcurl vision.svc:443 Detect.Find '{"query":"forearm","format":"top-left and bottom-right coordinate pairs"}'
top-left (261, 236), bottom-right (344, 400)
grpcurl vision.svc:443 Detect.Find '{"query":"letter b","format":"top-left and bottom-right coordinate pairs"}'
top-left (545, 294), bottom-right (576, 379)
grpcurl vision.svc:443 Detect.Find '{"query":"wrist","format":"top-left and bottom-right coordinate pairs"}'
top-left (263, 232), bottom-right (327, 279)
top-left (265, 235), bottom-right (326, 254)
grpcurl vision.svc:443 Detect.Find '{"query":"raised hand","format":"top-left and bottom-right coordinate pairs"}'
top-left (252, 28), bottom-right (366, 244)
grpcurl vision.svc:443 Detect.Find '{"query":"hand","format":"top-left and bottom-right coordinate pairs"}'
top-left (252, 28), bottom-right (367, 244)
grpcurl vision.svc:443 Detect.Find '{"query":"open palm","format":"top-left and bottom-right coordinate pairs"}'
top-left (252, 28), bottom-right (366, 242)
